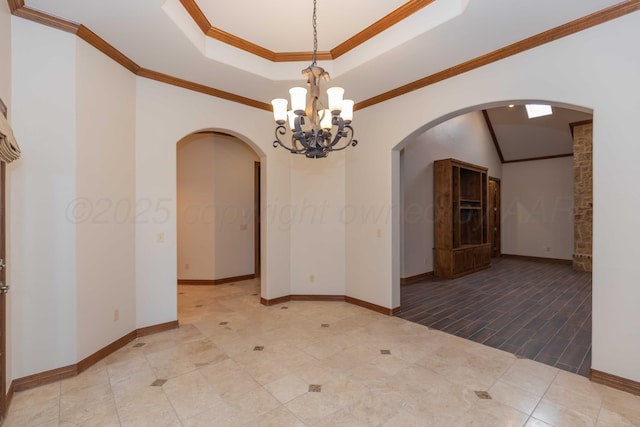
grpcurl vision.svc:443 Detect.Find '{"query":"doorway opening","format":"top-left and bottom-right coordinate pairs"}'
top-left (0, 97), bottom-right (8, 420)
top-left (489, 177), bottom-right (501, 257)
top-left (395, 102), bottom-right (593, 376)
top-left (0, 161), bottom-right (5, 420)
top-left (176, 131), bottom-right (261, 323)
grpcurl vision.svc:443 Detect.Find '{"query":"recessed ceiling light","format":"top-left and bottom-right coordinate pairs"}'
top-left (525, 104), bottom-right (553, 119)
top-left (508, 104), bottom-right (515, 108)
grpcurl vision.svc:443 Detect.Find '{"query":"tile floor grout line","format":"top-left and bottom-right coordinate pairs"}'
top-left (8, 277), bottom-right (632, 426)
top-left (529, 368), bottom-right (561, 423)
top-left (106, 361), bottom-right (125, 427)
top-left (57, 379), bottom-right (62, 425)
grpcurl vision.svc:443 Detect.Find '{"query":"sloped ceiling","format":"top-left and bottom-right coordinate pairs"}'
top-left (484, 105), bottom-right (592, 162)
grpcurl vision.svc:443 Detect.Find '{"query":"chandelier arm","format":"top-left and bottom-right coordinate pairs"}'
top-left (326, 125), bottom-right (358, 152)
top-left (324, 116), bottom-right (344, 149)
top-left (273, 125), bottom-right (306, 154)
top-left (293, 116), bottom-right (315, 151)
top-left (270, 0), bottom-right (358, 158)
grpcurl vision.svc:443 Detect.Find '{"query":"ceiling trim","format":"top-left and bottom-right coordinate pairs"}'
top-left (77, 25), bottom-right (140, 73)
top-left (179, 0), bottom-right (331, 62)
top-left (179, 0), bottom-right (434, 62)
top-left (137, 69), bottom-right (271, 111)
top-left (11, 3), bottom-right (79, 34)
top-left (503, 153), bottom-right (573, 164)
top-left (8, 1), bottom-right (640, 115)
top-left (9, 1), bottom-right (140, 73)
top-left (481, 110), bottom-right (505, 163)
top-left (7, 0), bottom-right (23, 13)
top-left (330, 0), bottom-right (436, 59)
top-left (355, 0), bottom-right (640, 111)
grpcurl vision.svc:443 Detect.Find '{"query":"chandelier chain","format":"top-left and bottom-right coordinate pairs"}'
top-left (312, 0), bottom-right (318, 65)
top-left (270, 0), bottom-right (358, 158)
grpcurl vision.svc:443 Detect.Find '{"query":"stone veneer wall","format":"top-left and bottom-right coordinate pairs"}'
top-left (573, 122), bottom-right (593, 272)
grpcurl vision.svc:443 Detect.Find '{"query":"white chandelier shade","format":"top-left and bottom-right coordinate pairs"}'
top-left (270, 0), bottom-right (358, 159)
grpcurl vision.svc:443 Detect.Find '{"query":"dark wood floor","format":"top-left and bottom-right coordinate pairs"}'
top-left (398, 257), bottom-right (592, 377)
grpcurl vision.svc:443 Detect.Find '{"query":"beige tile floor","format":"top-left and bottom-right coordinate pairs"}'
top-left (5, 279), bottom-right (640, 426)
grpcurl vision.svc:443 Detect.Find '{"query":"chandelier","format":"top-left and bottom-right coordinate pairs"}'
top-left (271, 0), bottom-right (357, 159)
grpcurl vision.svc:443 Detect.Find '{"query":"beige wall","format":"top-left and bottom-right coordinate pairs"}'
top-left (75, 38), bottom-right (137, 360)
top-left (134, 77), bottom-right (287, 331)
top-left (177, 133), bottom-right (258, 281)
top-left (502, 157), bottom-right (574, 260)
top-left (9, 18), bottom-right (137, 377)
top-left (0, 3), bottom-right (10, 110)
top-left (10, 18), bottom-right (78, 376)
top-left (0, 1), bottom-right (11, 394)
top-left (290, 154), bottom-right (346, 295)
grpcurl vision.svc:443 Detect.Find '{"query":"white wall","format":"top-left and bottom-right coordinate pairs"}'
top-left (401, 111), bottom-right (502, 278)
top-left (10, 18), bottom-right (78, 377)
top-left (0, 0), bottom-right (12, 394)
top-left (502, 157), bottom-right (574, 260)
top-left (0, 1), bottom-right (10, 109)
top-left (346, 12), bottom-right (640, 382)
top-left (75, 39), bottom-right (137, 360)
top-left (135, 77), bottom-right (290, 329)
top-left (177, 134), bottom-right (216, 280)
top-left (6, 3), bottom-right (640, 388)
top-left (212, 134), bottom-right (258, 279)
top-left (177, 133), bottom-right (258, 281)
top-left (290, 154), bottom-right (346, 295)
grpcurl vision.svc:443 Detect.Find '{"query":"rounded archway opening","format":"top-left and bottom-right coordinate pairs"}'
top-left (175, 129), bottom-right (264, 321)
top-left (392, 100), bottom-right (593, 376)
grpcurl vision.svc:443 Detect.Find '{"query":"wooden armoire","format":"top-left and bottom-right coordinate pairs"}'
top-left (433, 158), bottom-right (491, 278)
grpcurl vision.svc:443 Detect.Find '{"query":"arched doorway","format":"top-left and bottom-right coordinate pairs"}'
top-left (393, 101), bottom-right (593, 375)
top-left (176, 130), bottom-right (263, 322)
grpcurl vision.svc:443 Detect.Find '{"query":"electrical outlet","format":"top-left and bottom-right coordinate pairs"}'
top-left (157, 232), bottom-right (165, 243)
top-left (240, 224), bottom-right (248, 231)
top-left (545, 247), bottom-right (551, 252)
top-left (309, 274), bottom-right (315, 283)
top-left (185, 263), bottom-right (189, 270)
top-left (114, 309), bottom-right (119, 321)
top-left (377, 229), bottom-right (382, 238)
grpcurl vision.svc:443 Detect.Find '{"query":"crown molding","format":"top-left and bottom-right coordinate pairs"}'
top-left (136, 69), bottom-right (271, 111)
top-left (7, 0), bottom-right (640, 113)
top-left (177, 0), bottom-right (209, 33)
top-left (11, 4), bottom-right (79, 34)
top-left (180, 0), bottom-right (433, 62)
top-left (330, 0), bottom-right (436, 59)
top-left (6, 0), bottom-right (23, 13)
top-left (77, 25), bottom-right (140, 73)
top-left (355, 0), bottom-right (640, 110)
top-left (205, 25), bottom-right (276, 62)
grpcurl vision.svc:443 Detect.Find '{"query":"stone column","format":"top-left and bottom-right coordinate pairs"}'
top-left (573, 122), bottom-right (592, 272)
